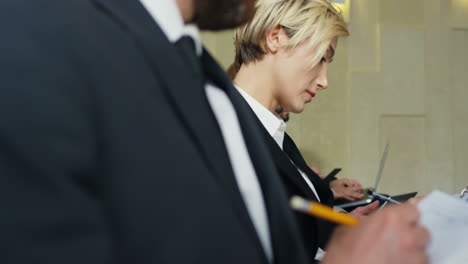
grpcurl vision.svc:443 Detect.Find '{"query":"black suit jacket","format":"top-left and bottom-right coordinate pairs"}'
top-left (0, 0), bottom-right (308, 263)
top-left (246, 109), bottom-right (336, 261)
top-left (281, 134), bottom-right (337, 253)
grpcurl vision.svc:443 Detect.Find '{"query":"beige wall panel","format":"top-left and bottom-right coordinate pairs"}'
top-left (380, 26), bottom-right (426, 115)
top-left (425, 71), bottom-right (453, 162)
top-left (349, 0), bottom-right (380, 71)
top-left (379, 0), bottom-right (425, 25)
top-left (378, 116), bottom-right (428, 195)
top-left (451, 30), bottom-right (468, 192)
top-left (425, 0), bottom-right (451, 73)
top-left (424, 71), bottom-right (455, 193)
top-left (423, 0), bottom-right (455, 193)
top-left (451, 0), bottom-right (468, 29)
top-left (201, 30), bottom-right (235, 70)
top-left (349, 71), bottom-right (383, 187)
top-left (450, 29), bottom-right (468, 68)
top-left (452, 97), bottom-right (468, 192)
top-left (348, 24), bottom-right (380, 71)
top-left (425, 160), bottom-right (456, 193)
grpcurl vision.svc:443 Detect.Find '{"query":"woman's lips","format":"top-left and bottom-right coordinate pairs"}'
top-left (306, 90), bottom-right (316, 101)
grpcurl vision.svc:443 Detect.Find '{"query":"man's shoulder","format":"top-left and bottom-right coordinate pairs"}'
top-left (0, 0), bottom-right (93, 24)
top-left (0, 0), bottom-right (100, 51)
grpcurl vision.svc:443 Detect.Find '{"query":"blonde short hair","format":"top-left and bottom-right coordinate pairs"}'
top-left (232, 0), bottom-right (349, 73)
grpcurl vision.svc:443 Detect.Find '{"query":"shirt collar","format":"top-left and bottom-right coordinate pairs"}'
top-left (235, 86), bottom-right (287, 149)
top-left (139, 0), bottom-right (203, 55)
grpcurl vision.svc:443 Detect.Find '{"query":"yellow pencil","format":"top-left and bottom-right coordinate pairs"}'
top-left (290, 196), bottom-right (359, 226)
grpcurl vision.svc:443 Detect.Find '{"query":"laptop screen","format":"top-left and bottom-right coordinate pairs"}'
top-left (373, 143), bottom-right (390, 193)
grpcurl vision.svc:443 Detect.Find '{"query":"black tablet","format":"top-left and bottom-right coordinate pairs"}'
top-left (326, 168), bottom-right (342, 179)
top-left (391, 192), bottom-right (418, 202)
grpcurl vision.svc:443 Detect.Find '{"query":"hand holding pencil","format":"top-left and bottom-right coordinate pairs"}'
top-left (321, 203), bottom-right (430, 264)
top-left (290, 196), bottom-right (429, 264)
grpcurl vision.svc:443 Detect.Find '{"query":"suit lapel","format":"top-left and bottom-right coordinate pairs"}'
top-left (91, 0), bottom-right (267, 258)
top-left (283, 134), bottom-right (334, 202)
top-left (258, 125), bottom-right (320, 201)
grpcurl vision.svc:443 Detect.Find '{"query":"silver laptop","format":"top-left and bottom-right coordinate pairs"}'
top-left (335, 144), bottom-right (390, 209)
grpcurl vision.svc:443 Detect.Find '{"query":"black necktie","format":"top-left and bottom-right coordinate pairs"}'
top-left (174, 36), bottom-right (202, 78)
top-left (283, 135), bottom-right (333, 202)
top-left (282, 135), bottom-right (310, 175)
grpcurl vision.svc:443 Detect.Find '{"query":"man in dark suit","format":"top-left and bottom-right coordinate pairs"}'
top-left (0, 0), bottom-right (307, 263)
top-left (0, 0), bottom-right (429, 264)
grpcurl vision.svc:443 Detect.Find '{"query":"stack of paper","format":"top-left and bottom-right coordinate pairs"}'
top-left (418, 190), bottom-right (468, 264)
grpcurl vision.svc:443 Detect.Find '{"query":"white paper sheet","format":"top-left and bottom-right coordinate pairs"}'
top-left (418, 190), bottom-right (468, 264)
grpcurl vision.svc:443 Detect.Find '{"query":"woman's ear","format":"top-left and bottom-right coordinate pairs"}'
top-left (265, 25), bottom-right (288, 54)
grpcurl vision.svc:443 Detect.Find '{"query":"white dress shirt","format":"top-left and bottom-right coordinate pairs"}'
top-left (235, 87), bottom-right (321, 202)
top-left (139, 0), bottom-right (273, 261)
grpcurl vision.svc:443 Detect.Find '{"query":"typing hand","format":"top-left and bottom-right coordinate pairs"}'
top-left (330, 178), bottom-right (364, 201)
top-left (322, 203), bottom-right (430, 264)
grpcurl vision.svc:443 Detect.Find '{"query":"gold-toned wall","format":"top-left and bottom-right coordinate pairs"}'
top-left (201, 30), bottom-right (236, 69)
top-left (202, 0), bottom-right (468, 195)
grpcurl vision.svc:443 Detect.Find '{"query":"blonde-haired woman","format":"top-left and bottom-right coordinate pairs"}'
top-left (230, 0), bottom-right (379, 261)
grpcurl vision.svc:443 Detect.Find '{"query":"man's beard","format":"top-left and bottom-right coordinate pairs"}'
top-left (193, 0), bottom-right (256, 30)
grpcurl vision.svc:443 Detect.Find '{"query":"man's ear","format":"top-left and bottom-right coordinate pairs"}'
top-left (265, 25), bottom-right (288, 54)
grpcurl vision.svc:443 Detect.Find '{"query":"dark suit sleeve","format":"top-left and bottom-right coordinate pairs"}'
top-left (0, 16), bottom-right (109, 263)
